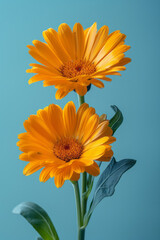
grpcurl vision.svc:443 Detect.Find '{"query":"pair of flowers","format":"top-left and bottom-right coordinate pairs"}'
top-left (17, 22), bottom-right (130, 187)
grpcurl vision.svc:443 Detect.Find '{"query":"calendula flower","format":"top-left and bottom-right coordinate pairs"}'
top-left (17, 102), bottom-right (116, 187)
top-left (27, 23), bottom-right (131, 99)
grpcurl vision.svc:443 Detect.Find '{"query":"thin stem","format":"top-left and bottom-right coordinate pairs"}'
top-left (78, 95), bottom-right (85, 105)
top-left (73, 94), bottom-right (87, 240)
top-left (77, 95), bottom-right (87, 221)
top-left (81, 172), bottom-right (87, 218)
top-left (78, 228), bottom-right (85, 240)
top-left (72, 181), bottom-right (83, 228)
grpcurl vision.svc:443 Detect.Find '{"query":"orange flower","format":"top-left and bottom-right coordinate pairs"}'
top-left (17, 102), bottom-right (116, 187)
top-left (27, 23), bottom-right (131, 99)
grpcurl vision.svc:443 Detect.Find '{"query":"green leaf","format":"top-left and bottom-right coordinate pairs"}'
top-left (84, 157), bottom-right (136, 226)
top-left (13, 202), bottom-right (59, 240)
top-left (37, 238), bottom-right (43, 240)
top-left (109, 105), bottom-right (123, 134)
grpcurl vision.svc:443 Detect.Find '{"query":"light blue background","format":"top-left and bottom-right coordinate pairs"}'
top-left (1, 0), bottom-right (160, 239)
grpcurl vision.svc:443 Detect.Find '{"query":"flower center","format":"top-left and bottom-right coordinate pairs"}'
top-left (60, 60), bottom-right (96, 78)
top-left (53, 137), bottom-right (83, 162)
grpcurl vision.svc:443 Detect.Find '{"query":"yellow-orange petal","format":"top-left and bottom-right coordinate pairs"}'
top-left (23, 162), bottom-right (43, 176)
top-left (89, 25), bottom-right (109, 62)
top-left (89, 121), bottom-right (112, 143)
top-left (42, 28), bottom-right (70, 63)
top-left (73, 23), bottom-right (85, 60)
top-left (63, 101), bottom-right (76, 136)
top-left (70, 172), bottom-right (80, 181)
top-left (84, 22), bottom-right (97, 60)
top-left (23, 115), bottom-right (56, 143)
top-left (90, 79), bottom-right (104, 88)
top-left (94, 31), bottom-right (126, 64)
top-left (99, 114), bottom-right (107, 123)
top-left (54, 174), bottom-right (65, 188)
top-left (55, 88), bottom-right (71, 100)
top-left (85, 161), bottom-right (100, 176)
top-left (81, 145), bottom-right (107, 161)
top-left (75, 84), bottom-right (87, 96)
top-left (84, 136), bottom-right (110, 151)
top-left (81, 114), bottom-right (99, 144)
top-left (28, 48), bottom-right (58, 69)
top-left (58, 23), bottom-right (76, 60)
top-left (76, 106), bottom-right (95, 140)
top-left (39, 167), bottom-right (53, 182)
top-left (97, 149), bottom-right (113, 162)
top-left (97, 45), bottom-right (130, 70)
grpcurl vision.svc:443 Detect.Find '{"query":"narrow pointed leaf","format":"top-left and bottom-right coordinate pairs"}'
top-left (87, 158), bottom-right (136, 220)
top-left (13, 202), bottom-right (59, 240)
top-left (84, 177), bottom-right (94, 200)
top-left (109, 105), bottom-right (123, 134)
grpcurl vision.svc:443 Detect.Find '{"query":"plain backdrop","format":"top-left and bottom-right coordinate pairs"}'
top-left (0, 0), bottom-right (160, 239)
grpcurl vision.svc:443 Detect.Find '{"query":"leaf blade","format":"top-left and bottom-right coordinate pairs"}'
top-left (88, 158), bottom-right (136, 217)
top-left (13, 202), bottom-right (59, 240)
top-left (109, 105), bottom-right (123, 134)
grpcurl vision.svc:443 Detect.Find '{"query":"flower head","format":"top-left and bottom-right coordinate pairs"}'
top-left (27, 23), bottom-right (131, 99)
top-left (17, 102), bottom-right (116, 187)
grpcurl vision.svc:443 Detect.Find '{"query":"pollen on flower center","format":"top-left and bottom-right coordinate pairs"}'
top-left (75, 66), bottom-right (82, 72)
top-left (60, 60), bottom-right (96, 78)
top-left (53, 137), bottom-right (83, 162)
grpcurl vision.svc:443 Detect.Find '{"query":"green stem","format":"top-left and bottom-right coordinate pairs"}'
top-left (77, 95), bottom-right (87, 218)
top-left (78, 228), bottom-right (85, 240)
top-left (72, 181), bottom-right (83, 229)
top-left (78, 95), bottom-right (85, 105)
top-left (77, 94), bottom-right (87, 240)
top-left (81, 172), bottom-right (87, 218)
